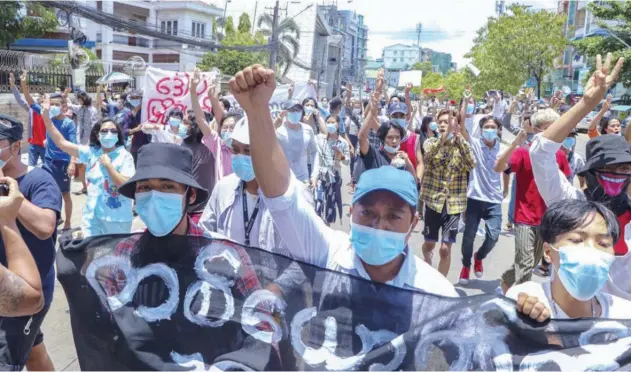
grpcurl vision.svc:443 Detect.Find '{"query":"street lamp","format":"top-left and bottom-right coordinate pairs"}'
top-left (223, 0), bottom-right (231, 24)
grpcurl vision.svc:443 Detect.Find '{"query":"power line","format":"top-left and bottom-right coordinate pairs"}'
top-left (38, 1), bottom-right (270, 52)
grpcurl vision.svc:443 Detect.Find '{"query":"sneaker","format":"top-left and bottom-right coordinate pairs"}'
top-left (458, 266), bottom-right (470, 285)
top-left (474, 257), bottom-right (484, 278)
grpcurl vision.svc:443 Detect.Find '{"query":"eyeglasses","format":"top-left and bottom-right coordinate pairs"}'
top-left (100, 129), bottom-right (118, 134)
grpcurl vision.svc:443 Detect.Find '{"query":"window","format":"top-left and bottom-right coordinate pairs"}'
top-left (192, 21), bottom-right (205, 38)
top-left (161, 20), bottom-right (178, 36)
top-left (400, 57), bottom-right (404, 62)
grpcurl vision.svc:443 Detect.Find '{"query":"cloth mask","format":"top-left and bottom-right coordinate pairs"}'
top-left (135, 190), bottom-right (185, 237)
top-left (169, 118), bottom-right (181, 128)
top-left (562, 137), bottom-right (575, 150)
top-left (350, 221), bottom-right (409, 266)
top-left (287, 112), bottom-right (302, 124)
top-left (429, 122), bottom-right (438, 131)
top-left (326, 124), bottom-right (338, 133)
top-left (99, 132), bottom-right (118, 149)
top-left (49, 106), bottom-right (61, 119)
top-left (178, 125), bottom-right (189, 139)
top-left (383, 144), bottom-right (399, 154)
top-left (551, 244), bottom-right (614, 301)
top-left (584, 170), bottom-right (631, 216)
top-left (232, 154), bottom-right (256, 182)
top-left (0, 146), bottom-right (13, 169)
top-left (482, 129), bottom-right (498, 142)
top-left (393, 118), bottom-right (407, 129)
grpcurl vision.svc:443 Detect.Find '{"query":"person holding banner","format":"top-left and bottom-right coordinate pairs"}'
top-left (229, 64), bottom-right (457, 296)
top-left (189, 69), bottom-right (235, 182)
top-left (42, 96), bottom-right (135, 237)
top-left (507, 199), bottom-right (631, 320)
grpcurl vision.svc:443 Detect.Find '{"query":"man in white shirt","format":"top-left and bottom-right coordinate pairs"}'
top-left (529, 54), bottom-right (630, 300)
top-left (227, 64), bottom-right (457, 296)
top-left (491, 92), bottom-right (508, 120)
top-left (275, 100), bottom-right (318, 185)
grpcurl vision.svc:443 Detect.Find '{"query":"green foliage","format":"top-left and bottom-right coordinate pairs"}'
top-left (238, 13), bottom-right (252, 34)
top-left (414, 71), bottom-right (444, 96)
top-left (258, 13), bottom-right (301, 77)
top-left (224, 16), bottom-right (235, 38)
top-left (0, 1), bottom-right (58, 48)
top-left (466, 4), bottom-right (567, 98)
top-left (198, 17), bottom-right (266, 77)
top-left (443, 70), bottom-right (469, 101)
top-left (410, 61), bottom-right (433, 76)
top-left (572, 0), bottom-right (631, 88)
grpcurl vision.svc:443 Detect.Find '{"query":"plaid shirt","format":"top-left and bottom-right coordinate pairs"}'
top-left (420, 136), bottom-right (477, 215)
top-left (104, 217), bottom-right (261, 298)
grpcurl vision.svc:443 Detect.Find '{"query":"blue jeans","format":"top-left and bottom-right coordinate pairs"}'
top-left (507, 177), bottom-right (517, 224)
top-left (461, 198), bottom-right (502, 267)
top-left (28, 144), bottom-right (45, 166)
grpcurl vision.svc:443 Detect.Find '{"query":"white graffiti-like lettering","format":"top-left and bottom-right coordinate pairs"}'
top-left (241, 289), bottom-right (287, 344)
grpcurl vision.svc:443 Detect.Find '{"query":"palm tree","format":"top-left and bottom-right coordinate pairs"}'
top-left (257, 13), bottom-right (300, 77)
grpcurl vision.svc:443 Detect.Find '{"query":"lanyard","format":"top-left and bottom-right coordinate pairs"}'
top-left (242, 182), bottom-right (261, 246)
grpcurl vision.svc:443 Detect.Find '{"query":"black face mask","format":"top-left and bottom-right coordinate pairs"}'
top-left (584, 169), bottom-right (631, 216)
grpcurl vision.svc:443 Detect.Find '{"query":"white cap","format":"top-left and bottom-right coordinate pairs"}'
top-left (231, 116), bottom-right (250, 145)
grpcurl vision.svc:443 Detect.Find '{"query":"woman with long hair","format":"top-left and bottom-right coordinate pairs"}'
top-left (42, 95), bottom-right (135, 237)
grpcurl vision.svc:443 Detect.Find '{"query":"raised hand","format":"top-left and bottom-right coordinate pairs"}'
top-left (228, 64), bottom-right (276, 112)
top-left (190, 68), bottom-right (201, 93)
top-left (582, 53), bottom-right (624, 108)
top-left (41, 94), bottom-right (50, 112)
top-left (9, 73), bottom-right (15, 88)
top-left (20, 70), bottom-right (27, 85)
top-left (404, 82), bottom-right (413, 96)
top-left (513, 129), bottom-right (528, 147)
top-left (63, 87), bottom-right (72, 98)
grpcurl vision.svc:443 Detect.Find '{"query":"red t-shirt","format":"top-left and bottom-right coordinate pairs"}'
top-left (615, 210), bottom-right (630, 255)
top-left (29, 111), bottom-right (46, 147)
top-left (399, 131), bottom-right (419, 170)
top-left (510, 145), bottom-right (571, 226)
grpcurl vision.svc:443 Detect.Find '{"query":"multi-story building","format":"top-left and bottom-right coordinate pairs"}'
top-left (357, 15), bottom-right (369, 84)
top-left (365, 60), bottom-right (383, 91)
top-left (430, 51), bottom-right (453, 75)
top-left (382, 44), bottom-right (421, 67)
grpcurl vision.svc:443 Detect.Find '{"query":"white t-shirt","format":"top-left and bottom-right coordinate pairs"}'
top-left (492, 100), bottom-right (508, 119)
top-left (262, 175), bottom-right (458, 296)
top-left (143, 125), bottom-right (182, 145)
top-left (506, 280), bottom-right (632, 319)
top-left (276, 123), bottom-right (317, 182)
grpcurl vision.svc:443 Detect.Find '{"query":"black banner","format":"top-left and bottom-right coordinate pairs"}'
top-left (56, 234), bottom-right (631, 370)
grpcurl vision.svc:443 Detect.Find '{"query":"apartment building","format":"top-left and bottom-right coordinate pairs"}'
top-left (382, 44), bottom-right (420, 68)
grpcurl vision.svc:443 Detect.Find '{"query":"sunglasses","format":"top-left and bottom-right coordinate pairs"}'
top-left (100, 129), bottom-right (118, 134)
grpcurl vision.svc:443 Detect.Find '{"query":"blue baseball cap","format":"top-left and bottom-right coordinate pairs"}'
top-left (387, 102), bottom-right (408, 116)
top-left (352, 166), bottom-right (417, 207)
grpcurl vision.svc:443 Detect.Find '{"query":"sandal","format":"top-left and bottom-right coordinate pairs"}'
top-left (73, 188), bottom-right (88, 195)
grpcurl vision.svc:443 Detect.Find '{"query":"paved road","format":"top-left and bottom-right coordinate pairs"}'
top-left (40, 130), bottom-right (592, 369)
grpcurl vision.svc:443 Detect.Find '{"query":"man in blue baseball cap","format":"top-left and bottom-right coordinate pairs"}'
top-left (228, 64), bottom-right (457, 295)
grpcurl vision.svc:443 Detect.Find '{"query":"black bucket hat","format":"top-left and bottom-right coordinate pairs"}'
top-left (578, 134), bottom-right (631, 176)
top-left (118, 143), bottom-right (208, 204)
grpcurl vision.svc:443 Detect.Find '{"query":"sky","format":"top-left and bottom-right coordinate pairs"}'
top-left (219, 0), bottom-right (559, 68)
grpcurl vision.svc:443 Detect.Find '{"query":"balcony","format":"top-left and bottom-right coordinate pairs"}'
top-left (112, 34), bottom-right (151, 48)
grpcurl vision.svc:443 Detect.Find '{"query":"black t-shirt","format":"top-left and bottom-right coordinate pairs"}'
top-left (353, 145), bottom-right (392, 182)
top-left (0, 168), bottom-right (62, 305)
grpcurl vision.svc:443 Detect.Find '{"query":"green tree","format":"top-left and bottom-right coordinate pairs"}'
top-left (572, 0), bottom-right (631, 88)
top-left (410, 61), bottom-right (433, 76)
top-left (443, 70), bottom-right (469, 101)
top-left (413, 71), bottom-right (444, 96)
top-left (466, 4), bottom-right (567, 98)
top-left (198, 27), bottom-right (266, 77)
top-left (1, 1), bottom-right (58, 49)
top-left (238, 13), bottom-right (252, 34)
top-left (224, 16), bottom-right (235, 38)
top-left (257, 13), bottom-right (300, 77)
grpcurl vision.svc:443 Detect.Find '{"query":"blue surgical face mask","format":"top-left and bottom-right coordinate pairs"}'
top-left (221, 131), bottom-right (233, 148)
top-left (393, 118), bottom-right (407, 129)
top-left (287, 111), bottom-right (302, 124)
top-left (482, 128), bottom-right (498, 142)
top-left (466, 104), bottom-right (475, 114)
top-left (135, 190), bottom-right (185, 237)
top-left (383, 144), bottom-right (399, 154)
top-left (0, 146), bottom-right (13, 169)
top-left (178, 125), bottom-right (189, 139)
top-left (49, 106), bottom-right (61, 119)
top-left (429, 122), bottom-right (438, 131)
top-left (562, 137), bottom-right (575, 150)
top-left (350, 221), bottom-right (408, 266)
top-left (304, 106), bottom-right (315, 115)
top-left (169, 117), bottom-right (181, 127)
top-left (232, 154), bottom-right (255, 182)
top-left (128, 98), bottom-right (141, 107)
top-left (99, 132), bottom-right (118, 149)
top-left (552, 244), bottom-right (614, 301)
top-left (326, 123), bottom-right (338, 133)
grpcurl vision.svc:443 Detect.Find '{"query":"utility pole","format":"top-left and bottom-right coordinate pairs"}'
top-left (267, 0), bottom-right (281, 71)
top-left (416, 23), bottom-right (422, 62)
top-left (495, 0), bottom-right (505, 16)
top-left (251, 0), bottom-right (259, 35)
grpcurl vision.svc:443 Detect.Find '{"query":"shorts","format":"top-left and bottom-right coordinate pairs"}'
top-left (423, 204), bottom-right (460, 244)
top-left (0, 302), bottom-right (50, 369)
top-left (43, 159), bottom-right (70, 193)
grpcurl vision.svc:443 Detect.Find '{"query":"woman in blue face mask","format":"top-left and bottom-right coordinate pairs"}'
top-left (301, 98), bottom-right (326, 135)
top-left (506, 199), bottom-right (630, 321)
top-left (40, 101), bottom-right (135, 237)
top-left (138, 110), bottom-right (185, 145)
